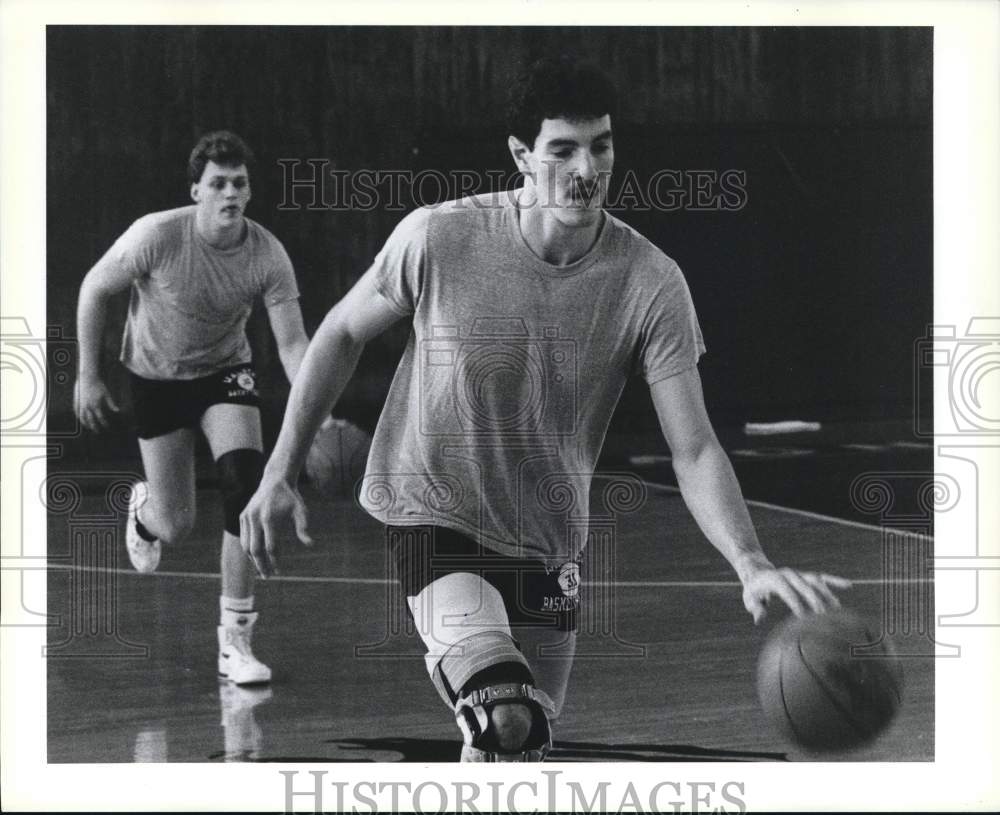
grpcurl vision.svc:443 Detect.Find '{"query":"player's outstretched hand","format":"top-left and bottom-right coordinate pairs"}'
top-left (239, 475), bottom-right (313, 579)
top-left (74, 376), bottom-right (120, 433)
top-left (741, 560), bottom-right (852, 624)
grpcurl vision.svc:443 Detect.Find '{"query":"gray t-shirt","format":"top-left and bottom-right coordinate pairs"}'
top-left (105, 205), bottom-right (299, 379)
top-left (361, 193), bottom-right (705, 566)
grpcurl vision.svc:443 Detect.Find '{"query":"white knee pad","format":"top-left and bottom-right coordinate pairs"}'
top-left (406, 572), bottom-right (556, 761)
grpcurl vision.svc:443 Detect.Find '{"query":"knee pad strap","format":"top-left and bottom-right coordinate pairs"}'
top-left (431, 630), bottom-right (530, 706)
top-left (217, 449), bottom-right (264, 536)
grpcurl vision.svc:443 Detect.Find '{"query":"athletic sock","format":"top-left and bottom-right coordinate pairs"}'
top-left (220, 595), bottom-right (255, 628)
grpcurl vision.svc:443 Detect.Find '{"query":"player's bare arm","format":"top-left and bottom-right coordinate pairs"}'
top-left (649, 367), bottom-right (852, 622)
top-left (266, 299), bottom-right (310, 384)
top-left (240, 267), bottom-right (405, 577)
top-left (74, 252), bottom-right (135, 432)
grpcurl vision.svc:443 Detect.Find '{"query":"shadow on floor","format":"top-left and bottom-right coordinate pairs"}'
top-left (250, 736), bottom-right (787, 762)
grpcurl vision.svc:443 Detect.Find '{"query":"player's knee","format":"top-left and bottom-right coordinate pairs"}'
top-left (490, 702), bottom-right (534, 751)
top-left (455, 678), bottom-right (551, 761)
top-left (217, 449), bottom-right (264, 536)
top-left (428, 631), bottom-right (552, 760)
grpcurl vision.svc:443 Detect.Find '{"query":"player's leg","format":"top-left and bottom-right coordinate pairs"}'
top-left (514, 626), bottom-right (576, 721)
top-left (129, 427), bottom-right (198, 571)
top-left (200, 400), bottom-right (269, 684)
top-left (125, 372), bottom-right (200, 572)
top-left (513, 559), bottom-right (581, 721)
top-left (393, 526), bottom-right (553, 761)
top-left (410, 571), bottom-right (553, 760)
top-left (200, 400), bottom-right (264, 601)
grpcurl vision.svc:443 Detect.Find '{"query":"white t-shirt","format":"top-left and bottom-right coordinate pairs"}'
top-left (360, 193), bottom-right (706, 566)
top-left (100, 205), bottom-right (299, 379)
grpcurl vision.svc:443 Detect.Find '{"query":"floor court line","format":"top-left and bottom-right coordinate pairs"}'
top-left (45, 562), bottom-right (932, 588)
top-left (48, 475), bottom-right (932, 587)
top-left (638, 478), bottom-right (935, 543)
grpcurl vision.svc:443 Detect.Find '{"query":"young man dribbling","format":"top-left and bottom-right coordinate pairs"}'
top-left (75, 131), bottom-right (309, 684)
top-left (241, 58), bottom-right (850, 759)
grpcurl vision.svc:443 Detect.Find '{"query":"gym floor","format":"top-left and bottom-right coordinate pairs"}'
top-left (46, 420), bottom-right (935, 763)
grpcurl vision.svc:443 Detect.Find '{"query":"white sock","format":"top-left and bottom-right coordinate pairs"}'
top-left (220, 595), bottom-right (255, 628)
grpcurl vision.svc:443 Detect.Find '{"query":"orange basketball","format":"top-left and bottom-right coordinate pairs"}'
top-left (757, 610), bottom-right (904, 752)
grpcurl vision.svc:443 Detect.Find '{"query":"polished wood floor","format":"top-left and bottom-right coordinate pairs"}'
top-left (47, 471), bottom-right (934, 763)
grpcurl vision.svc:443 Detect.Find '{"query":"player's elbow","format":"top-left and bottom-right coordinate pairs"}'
top-left (668, 426), bottom-right (720, 472)
top-left (79, 270), bottom-right (103, 300)
top-left (278, 335), bottom-right (309, 365)
top-left (79, 266), bottom-right (122, 304)
top-left (315, 305), bottom-right (368, 357)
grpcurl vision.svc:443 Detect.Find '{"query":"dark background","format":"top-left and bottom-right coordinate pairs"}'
top-left (47, 26), bottom-right (932, 450)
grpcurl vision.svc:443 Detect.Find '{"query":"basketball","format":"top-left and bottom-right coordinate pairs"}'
top-left (756, 610), bottom-right (904, 753)
top-left (304, 418), bottom-right (372, 496)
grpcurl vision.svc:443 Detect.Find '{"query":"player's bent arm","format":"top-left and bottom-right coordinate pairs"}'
top-left (262, 267), bottom-right (406, 482)
top-left (241, 269), bottom-right (405, 576)
top-left (266, 299), bottom-right (310, 384)
top-left (77, 254), bottom-right (134, 379)
top-left (74, 255), bottom-right (135, 430)
top-left (649, 368), bottom-right (850, 621)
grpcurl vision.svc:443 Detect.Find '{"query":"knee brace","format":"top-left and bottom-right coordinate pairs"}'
top-left (432, 631), bottom-right (553, 762)
top-left (217, 449), bottom-right (264, 536)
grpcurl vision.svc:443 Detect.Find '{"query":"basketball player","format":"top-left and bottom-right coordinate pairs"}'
top-left (75, 131), bottom-right (309, 685)
top-left (240, 57), bottom-right (851, 757)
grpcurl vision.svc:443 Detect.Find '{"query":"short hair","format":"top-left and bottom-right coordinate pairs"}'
top-left (187, 130), bottom-right (255, 184)
top-left (506, 56), bottom-right (619, 149)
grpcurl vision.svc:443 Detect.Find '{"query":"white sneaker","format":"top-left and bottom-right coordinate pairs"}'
top-left (126, 481), bottom-right (161, 573)
top-left (218, 613), bottom-right (272, 685)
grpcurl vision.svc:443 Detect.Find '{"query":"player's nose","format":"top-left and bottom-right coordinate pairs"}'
top-left (574, 151), bottom-right (598, 183)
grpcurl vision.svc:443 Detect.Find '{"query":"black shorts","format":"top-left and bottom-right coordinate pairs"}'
top-left (390, 525), bottom-right (579, 633)
top-left (129, 363), bottom-right (261, 440)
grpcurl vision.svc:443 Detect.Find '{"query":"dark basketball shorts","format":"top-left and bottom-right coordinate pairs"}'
top-left (390, 525), bottom-right (579, 633)
top-left (128, 363), bottom-right (261, 439)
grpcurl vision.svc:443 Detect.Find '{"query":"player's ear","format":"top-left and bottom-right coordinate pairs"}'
top-left (508, 135), bottom-right (532, 175)
top-left (190, 182), bottom-right (200, 203)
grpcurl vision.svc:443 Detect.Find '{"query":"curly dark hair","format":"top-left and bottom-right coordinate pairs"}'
top-left (187, 130), bottom-right (255, 184)
top-left (506, 56), bottom-right (619, 149)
